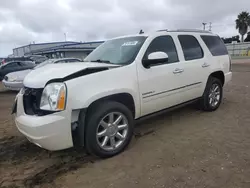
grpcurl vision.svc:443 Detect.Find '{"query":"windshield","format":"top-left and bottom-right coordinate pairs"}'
top-left (84, 36), bottom-right (147, 65)
top-left (34, 59), bottom-right (55, 69)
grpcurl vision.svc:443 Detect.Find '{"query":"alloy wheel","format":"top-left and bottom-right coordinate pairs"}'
top-left (208, 83), bottom-right (221, 107)
top-left (96, 112), bottom-right (129, 151)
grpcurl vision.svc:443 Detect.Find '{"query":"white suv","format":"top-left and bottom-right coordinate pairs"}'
top-left (13, 29), bottom-right (232, 158)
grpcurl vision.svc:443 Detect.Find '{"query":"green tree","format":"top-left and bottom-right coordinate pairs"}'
top-left (236, 11), bottom-right (250, 42)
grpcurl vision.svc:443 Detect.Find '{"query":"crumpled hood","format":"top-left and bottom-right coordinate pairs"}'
top-left (6, 69), bottom-right (32, 81)
top-left (23, 62), bottom-right (118, 88)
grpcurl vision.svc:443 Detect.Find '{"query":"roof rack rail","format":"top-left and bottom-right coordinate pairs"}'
top-left (156, 29), bottom-right (168, 32)
top-left (168, 29), bottom-right (211, 33)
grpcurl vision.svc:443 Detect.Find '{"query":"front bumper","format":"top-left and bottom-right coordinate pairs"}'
top-left (2, 80), bottom-right (23, 91)
top-left (14, 93), bottom-right (74, 151)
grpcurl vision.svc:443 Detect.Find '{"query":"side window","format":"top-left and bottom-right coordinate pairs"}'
top-left (3, 62), bottom-right (18, 69)
top-left (201, 35), bottom-right (228, 56)
top-left (178, 35), bottom-right (204, 61)
top-left (144, 36), bottom-right (179, 63)
top-left (20, 62), bottom-right (31, 66)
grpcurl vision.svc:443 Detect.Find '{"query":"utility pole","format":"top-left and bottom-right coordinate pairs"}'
top-left (64, 33), bottom-right (67, 41)
top-left (202, 22), bottom-right (207, 30)
top-left (209, 22), bottom-right (212, 31)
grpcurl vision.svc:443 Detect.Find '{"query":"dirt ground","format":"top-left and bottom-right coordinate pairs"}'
top-left (1, 64), bottom-right (250, 188)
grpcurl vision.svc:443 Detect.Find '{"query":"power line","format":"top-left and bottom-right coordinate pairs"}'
top-left (212, 23), bottom-right (235, 27)
top-left (201, 22), bottom-right (236, 30)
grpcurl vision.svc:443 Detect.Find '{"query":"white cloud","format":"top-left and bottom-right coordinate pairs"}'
top-left (0, 0), bottom-right (249, 56)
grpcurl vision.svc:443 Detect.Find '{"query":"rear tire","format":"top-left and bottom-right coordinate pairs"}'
top-left (84, 101), bottom-right (134, 158)
top-left (199, 76), bottom-right (223, 111)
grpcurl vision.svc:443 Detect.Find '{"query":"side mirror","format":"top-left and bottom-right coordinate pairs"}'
top-left (142, 51), bottom-right (168, 68)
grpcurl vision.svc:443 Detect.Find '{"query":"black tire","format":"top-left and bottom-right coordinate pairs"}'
top-left (84, 101), bottom-right (134, 158)
top-left (199, 76), bottom-right (223, 111)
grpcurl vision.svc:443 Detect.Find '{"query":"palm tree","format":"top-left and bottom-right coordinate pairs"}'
top-left (236, 11), bottom-right (250, 42)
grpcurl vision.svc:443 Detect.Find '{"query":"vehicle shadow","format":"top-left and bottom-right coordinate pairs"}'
top-left (134, 103), bottom-right (201, 138)
top-left (0, 104), bottom-right (200, 188)
top-left (0, 136), bottom-right (49, 163)
top-left (0, 89), bottom-right (18, 95)
top-left (0, 136), bottom-right (98, 188)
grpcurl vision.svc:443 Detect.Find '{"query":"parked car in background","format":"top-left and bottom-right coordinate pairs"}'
top-left (13, 29), bottom-right (232, 158)
top-left (0, 61), bottom-right (35, 81)
top-left (1, 55), bottom-right (47, 65)
top-left (34, 57), bottom-right (82, 69)
top-left (28, 55), bottom-right (48, 64)
top-left (2, 58), bottom-right (82, 91)
top-left (2, 69), bottom-right (31, 91)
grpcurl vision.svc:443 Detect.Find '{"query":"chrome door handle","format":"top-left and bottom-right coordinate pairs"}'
top-left (202, 63), bottom-right (210, 68)
top-left (173, 68), bottom-right (184, 74)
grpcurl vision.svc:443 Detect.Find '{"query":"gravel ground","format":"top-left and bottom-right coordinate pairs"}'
top-left (1, 64), bottom-right (250, 188)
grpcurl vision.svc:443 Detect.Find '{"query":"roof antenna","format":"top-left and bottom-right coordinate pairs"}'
top-left (139, 29), bottom-right (144, 34)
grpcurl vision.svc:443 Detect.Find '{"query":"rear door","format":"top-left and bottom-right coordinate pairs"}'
top-left (173, 34), bottom-right (209, 103)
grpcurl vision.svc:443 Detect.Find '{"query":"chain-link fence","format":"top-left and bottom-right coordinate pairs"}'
top-left (226, 42), bottom-right (250, 59)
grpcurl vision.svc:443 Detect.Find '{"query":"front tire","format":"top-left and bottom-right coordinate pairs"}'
top-left (85, 101), bottom-right (134, 158)
top-left (199, 77), bottom-right (223, 111)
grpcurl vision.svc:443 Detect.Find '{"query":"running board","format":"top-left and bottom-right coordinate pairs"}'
top-left (135, 98), bottom-right (200, 124)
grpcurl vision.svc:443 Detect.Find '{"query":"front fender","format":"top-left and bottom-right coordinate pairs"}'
top-left (65, 64), bottom-right (141, 118)
top-left (68, 88), bottom-right (140, 118)
top-left (85, 89), bottom-right (137, 106)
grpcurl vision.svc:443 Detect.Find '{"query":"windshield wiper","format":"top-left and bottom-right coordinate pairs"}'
top-left (89, 59), bottom-right (115, 64)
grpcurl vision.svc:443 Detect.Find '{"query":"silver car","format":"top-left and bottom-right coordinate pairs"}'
top-left (2, 58), bottom-right (82, 91)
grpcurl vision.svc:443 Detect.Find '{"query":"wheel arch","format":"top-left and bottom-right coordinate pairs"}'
top-left (86, 93), bottom-right (136, 118)
top-left (209, 71), bottom-right (225, 86)
top-left (73, 92), bottom-right (136, 147)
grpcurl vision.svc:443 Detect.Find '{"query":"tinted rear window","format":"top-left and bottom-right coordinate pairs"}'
top-left (201, 35), bottom-right (228, 56)
top-left (178, 35), bottom-right (204, 61)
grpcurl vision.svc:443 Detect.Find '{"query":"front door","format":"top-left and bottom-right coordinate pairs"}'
top-left (137, 35), bottom-right (185, 117)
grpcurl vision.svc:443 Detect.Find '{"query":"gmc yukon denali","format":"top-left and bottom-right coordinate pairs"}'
top-left (13, 29), bottom-right (232, 158)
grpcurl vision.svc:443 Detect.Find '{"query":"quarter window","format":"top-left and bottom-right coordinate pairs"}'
top-left (201, 35), bottom-right (228, 56)
top-left (178, 35), bottom-right (204, 61)
top-left (144, 36), bottom-right (179, 64)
